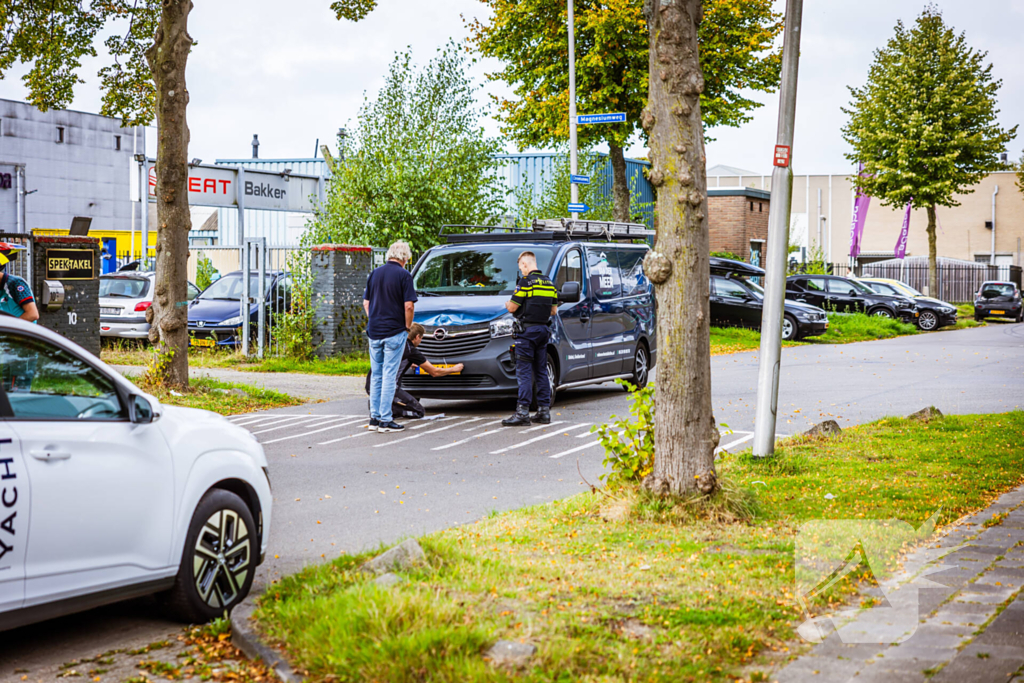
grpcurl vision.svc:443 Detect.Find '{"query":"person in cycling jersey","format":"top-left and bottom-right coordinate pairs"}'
top-left (0, 243), bottom-right (39, 322)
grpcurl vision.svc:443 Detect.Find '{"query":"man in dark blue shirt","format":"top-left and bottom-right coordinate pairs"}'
top-left (363, 241), bottom-right (417, 432)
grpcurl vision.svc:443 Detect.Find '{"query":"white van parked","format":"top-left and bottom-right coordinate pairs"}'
top-left (0, 317), bottom-right (271, 630)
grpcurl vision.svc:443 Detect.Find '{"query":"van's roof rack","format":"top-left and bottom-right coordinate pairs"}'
top-left (440, 219), bottom-right (654, 244)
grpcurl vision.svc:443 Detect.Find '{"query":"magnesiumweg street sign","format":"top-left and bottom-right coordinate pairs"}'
top-left (577, 113), bottom-right (627, 125)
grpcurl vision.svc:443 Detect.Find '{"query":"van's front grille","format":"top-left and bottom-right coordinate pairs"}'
top-left (402, 374), bottom-right (496, 390)
top-left (418, 329), bottom-right (490, 357)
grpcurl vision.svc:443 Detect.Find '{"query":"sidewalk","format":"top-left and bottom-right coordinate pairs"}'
top-left (112, 364), bottom-right (365, 402)
top-left (773, 484), bottom-right (1024, 683)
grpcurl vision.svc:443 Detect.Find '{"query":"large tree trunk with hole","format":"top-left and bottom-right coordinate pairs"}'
top-left (608, 141), bottom-right (631, 222)
top-left (640, 0), bottom-right (719, 498)
top-left (926, 205), bottom-right (938, 298)
top-left (144, 0), bottom-right (193, 388)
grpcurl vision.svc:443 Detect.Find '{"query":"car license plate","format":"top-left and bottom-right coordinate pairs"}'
top-left (100, 307), bottom-right (119, 315)
top-left (991, 310), bottom-right (1005, 315)
top-left (190, 338), bottom-right (216, 348)
top-left (417, 363), bottom-right (460, 375)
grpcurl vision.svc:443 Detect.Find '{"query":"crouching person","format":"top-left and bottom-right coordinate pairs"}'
top-left (365, 323), bottom-right (464, 422)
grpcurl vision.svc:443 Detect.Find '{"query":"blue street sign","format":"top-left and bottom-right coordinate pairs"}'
top-left (570, 174), bottom-right (591, 185)
top-left (577, 112), bottom-right (627, 125)
top-left (567, 202), bottom-right (590, 213)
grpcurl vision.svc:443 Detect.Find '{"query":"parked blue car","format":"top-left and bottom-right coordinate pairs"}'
top-left (402, 222), bottom-right (657, 402)
top-left (187, 270), bottom-right (291, 348)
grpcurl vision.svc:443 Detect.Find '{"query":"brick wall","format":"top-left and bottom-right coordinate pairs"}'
top-left (311, 245), bottom-right (373, 358)
top-left (708, 195), bottom-right (770, 260)
top-left (32, 235), bottom-right (101, 356)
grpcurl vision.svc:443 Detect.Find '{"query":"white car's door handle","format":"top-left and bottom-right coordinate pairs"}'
top-left (30, 449), bottom-right (71, 461)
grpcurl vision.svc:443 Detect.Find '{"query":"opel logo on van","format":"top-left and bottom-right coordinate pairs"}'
top-left (433, 328), bottom-right (447, 341)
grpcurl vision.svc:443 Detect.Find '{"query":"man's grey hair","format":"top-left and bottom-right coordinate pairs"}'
top-left (387, 240), bottom-right (413, 263)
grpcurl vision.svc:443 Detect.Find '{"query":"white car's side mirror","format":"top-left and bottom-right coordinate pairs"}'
top-left (129, 394), bottom-right (158, 424)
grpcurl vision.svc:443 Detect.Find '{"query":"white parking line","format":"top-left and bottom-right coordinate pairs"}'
top-left (432, 426), bottom-right (507, 451)
top-left (411, 416), bottom-right (459, 430)
top-left (490, 423), bottom-right (592, 455)
top-left (234, 414), bottom-right (313, 427)
top-left (550, 439), bottom-right (602, 459)
top-left (260, 417), bottom-right (368, 444)
top-left (250, 416), bottom-right (345, 435)
top-left (318, 430), bottom-right (374, 446)
top-left (523, 420), bottom-right (565, 432)
top-left (463, 419), bottom-right (505, 432)
top-left (715, 433), bottom-right (754, 453)
top-left (373, 417), bottom-right (483, 447)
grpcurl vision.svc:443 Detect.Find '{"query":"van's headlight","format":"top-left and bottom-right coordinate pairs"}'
top-left (490, 316), bottom-right (515, 338)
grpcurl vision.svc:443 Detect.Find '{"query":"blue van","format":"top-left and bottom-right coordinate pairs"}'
top-left (402, 220), bottom-right (657, 402)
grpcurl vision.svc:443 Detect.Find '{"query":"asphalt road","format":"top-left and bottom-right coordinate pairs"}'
top-left (4, 322), bottom-right (1022, 680)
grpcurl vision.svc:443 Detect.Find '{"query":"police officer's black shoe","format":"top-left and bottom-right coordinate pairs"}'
top-left (502, 404), bottom-right (532, 427)
top-left (530, 406), bottom-right (551, 424)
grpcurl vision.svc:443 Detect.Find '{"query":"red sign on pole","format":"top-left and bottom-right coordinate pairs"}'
top-left (773, 145), bottom-right (791, 168)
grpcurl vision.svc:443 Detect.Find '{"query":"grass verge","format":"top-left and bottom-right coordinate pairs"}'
top-left (255, 411), bottom-right (1024, 682)
top-left (103, 342), bottom-right (370, 376)
top-left (124, 373), bottom-right (302, 415)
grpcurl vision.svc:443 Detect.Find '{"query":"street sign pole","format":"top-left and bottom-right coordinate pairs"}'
top-left (753, 0), bottom-right (803, 457)
top-left (567, 0), bottom-right (579, 221)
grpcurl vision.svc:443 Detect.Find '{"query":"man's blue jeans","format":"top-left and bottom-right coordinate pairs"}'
top-left (369, 331), bottom-right (407, 423)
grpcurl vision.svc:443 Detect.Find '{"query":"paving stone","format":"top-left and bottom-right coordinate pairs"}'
top-left (903, 622), bottom-right (973, 647)
top-left (957, 642), bottom-right (1024, 660)
top-left (806, 637), bottom-right (885, 660)
top-left (931, 656), bottom-right (1024, 683)
top-left (931, 609), bottom-right (987, 628)
top-left (772, 656), bottom-right (863, 682)
top-left (876, 643), bottom-right (958, 663)
top-left (849, 663), bottom-right (929, 683)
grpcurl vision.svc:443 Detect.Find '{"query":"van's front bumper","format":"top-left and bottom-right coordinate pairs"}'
top-left (404, 331), bottom-right (521, 399)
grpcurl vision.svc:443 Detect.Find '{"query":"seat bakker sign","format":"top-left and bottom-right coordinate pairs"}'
top-left (148, 164), bottom-right (319, 212)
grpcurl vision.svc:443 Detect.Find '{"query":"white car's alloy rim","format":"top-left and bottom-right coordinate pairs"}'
top-left (193, 509), bottom-right (252, 608)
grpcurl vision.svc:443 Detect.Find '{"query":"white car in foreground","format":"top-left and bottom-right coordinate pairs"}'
top-left (0, 317), bottom-right (271, 630)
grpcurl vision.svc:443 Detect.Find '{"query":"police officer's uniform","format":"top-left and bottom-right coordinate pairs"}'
top-left (502, 269), bottom-right (558, 426)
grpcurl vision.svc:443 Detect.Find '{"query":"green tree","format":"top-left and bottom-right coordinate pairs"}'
top-left (1016, 150), bottom-right (1024, 196)
top-left (842, 6), bottom-right (1016, 296)
top-left (467, 0), bottom-right (781, 222)
top-left (306, 46), bottom-right (507, 254)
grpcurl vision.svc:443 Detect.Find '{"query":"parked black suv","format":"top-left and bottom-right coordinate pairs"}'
top-left (974, 281), bottom-right (1023, 322)
top-left (786, 274), bottom-right (918, 323)
top-left (709, 258), bottom-right (829, 341)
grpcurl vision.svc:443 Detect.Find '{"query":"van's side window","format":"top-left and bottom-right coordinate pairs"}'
top-left (618, 248), bottom-right (648, 297)
top-left (555, 249), bottom-right (583, 291)
top-left (586, 248), bottom-right (621, 300)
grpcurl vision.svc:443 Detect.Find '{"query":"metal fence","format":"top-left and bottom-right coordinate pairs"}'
top-left (787, 260), bottom-right (1023, 303)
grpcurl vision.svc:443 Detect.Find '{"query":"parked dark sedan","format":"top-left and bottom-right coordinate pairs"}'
top-left (709, 258), bottom-right (829, 341)
top-left (859, 277), bottom-right (958, 330)
top-left (786, 274), bottom-right (918, 323)
top-left (974, 281), bottom-right (1023, 323)
top-left (187, 270), bottom-right (292, 347)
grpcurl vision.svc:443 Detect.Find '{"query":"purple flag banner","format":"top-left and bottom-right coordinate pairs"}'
top-left (849, 169), bottom-right (871, 258)
top-left (894, 200), bottom-right (912, 259)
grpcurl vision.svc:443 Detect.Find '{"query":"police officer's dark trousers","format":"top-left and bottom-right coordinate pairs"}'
top-left (515, 324), bottom-right (551, 408)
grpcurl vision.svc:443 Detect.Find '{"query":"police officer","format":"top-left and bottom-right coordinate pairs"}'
top-left (502, 251), bottom-right (558, 427)
top-left (0, 243), bottom-right (38, 322)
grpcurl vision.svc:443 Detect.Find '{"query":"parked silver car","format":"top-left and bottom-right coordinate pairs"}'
top-left (100, 272), bottom-right (200, 340)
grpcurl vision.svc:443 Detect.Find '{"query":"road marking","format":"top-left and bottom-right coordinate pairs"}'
top-left (550, 439), bottom-right (602, 459)
top-left (576, 427), bottom-right (599, 437)
top-left (251, 416), bottom-right (347, 435)
top-left (411, 416), bottom-right (459, 430)
top-left (715, 433), bottom-right (754, 453)
top-left (523, 420), bottom-right (565, 432)
top-left (318, 430), bottom-right (374, 446)
top-left (490, 423), bottom-right (592, 454)
top-left (463, 419), bottom-right (505, 432)
top-left (373, 417), bottom-right (483, 446)
top-left (234, 414), bottom-right (314, 427)
top-left (261, 418), bottom-right (368, 444)
top-left (432, 426), bottom-right (507, 451)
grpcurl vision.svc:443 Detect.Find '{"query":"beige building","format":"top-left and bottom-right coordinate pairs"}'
top-left (706, 165), bottom-right (1024, 267)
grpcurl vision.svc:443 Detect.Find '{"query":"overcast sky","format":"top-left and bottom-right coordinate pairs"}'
top-left (0, 0), bottom-right (1021, 175)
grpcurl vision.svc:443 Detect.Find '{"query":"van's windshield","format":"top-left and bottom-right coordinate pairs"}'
top-left (413, 245), bottom-right (556, 296)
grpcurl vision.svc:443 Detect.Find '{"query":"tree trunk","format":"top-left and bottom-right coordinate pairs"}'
top-left (640, 0), bottom-right (719, 498)
top-left (144, 0), bottom-right (193, 388)
top-left (608, 141), bottom-right (631, 222)
top-left (926, 205), bottom-right (938, 298)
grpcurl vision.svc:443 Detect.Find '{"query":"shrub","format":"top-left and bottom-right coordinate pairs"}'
top-left (594, 380), bottom-right (654, 488)
top-left (195, 251), bottom-right (217, 291)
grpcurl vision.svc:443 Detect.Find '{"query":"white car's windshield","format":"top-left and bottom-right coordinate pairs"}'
top-left (198, 274), bottom-right (273, 301)
top-left (413, 245), bottom-right (556, 296)
top-left (100, 277), bottom-right (149, 298)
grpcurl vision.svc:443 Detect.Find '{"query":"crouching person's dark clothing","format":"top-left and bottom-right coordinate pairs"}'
top-left (364, 339), bottom-right (428, 418)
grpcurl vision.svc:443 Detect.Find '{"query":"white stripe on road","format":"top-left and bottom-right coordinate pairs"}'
top-left (318, 430), bottom-right (374, 446)
top-left (523, 420), bottom-right (565, 432)
top-left (373, 417), bottom-right (483, 447)
top-left (490, 423), bottom-right (592, 455)
top-left (463, 419), bottom-right (505, 432)
top-left (432, 426), bottom-right (507, 451)
top-left (250, 415), bottom-right (345, 435)
top-left (234, 414), bottom-right (313, 427)
top-left (261, 418), bottom-right (368, 444)
top-left (550, 439), bottom-right (603, 459)
top-left (715, 433), bottom-right (754, 453)
top-left (411, 416), bottom-right (459, 429)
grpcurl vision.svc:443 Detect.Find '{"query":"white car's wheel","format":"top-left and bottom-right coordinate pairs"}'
top-left (163, 489), bottom-right (256, 622)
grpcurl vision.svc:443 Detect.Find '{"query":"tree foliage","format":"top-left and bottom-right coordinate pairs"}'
top-left (467, 0), bottom-right (781, 158)
top-left (0, 0), bottom-right (159, 126)
top-left (306, 46), bottom-right (506, 254)
top-left (842, 6), bottom-right (1016, 210)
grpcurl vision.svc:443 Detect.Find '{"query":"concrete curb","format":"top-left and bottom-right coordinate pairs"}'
top-left (229, 599), bottom-right (304, 683)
